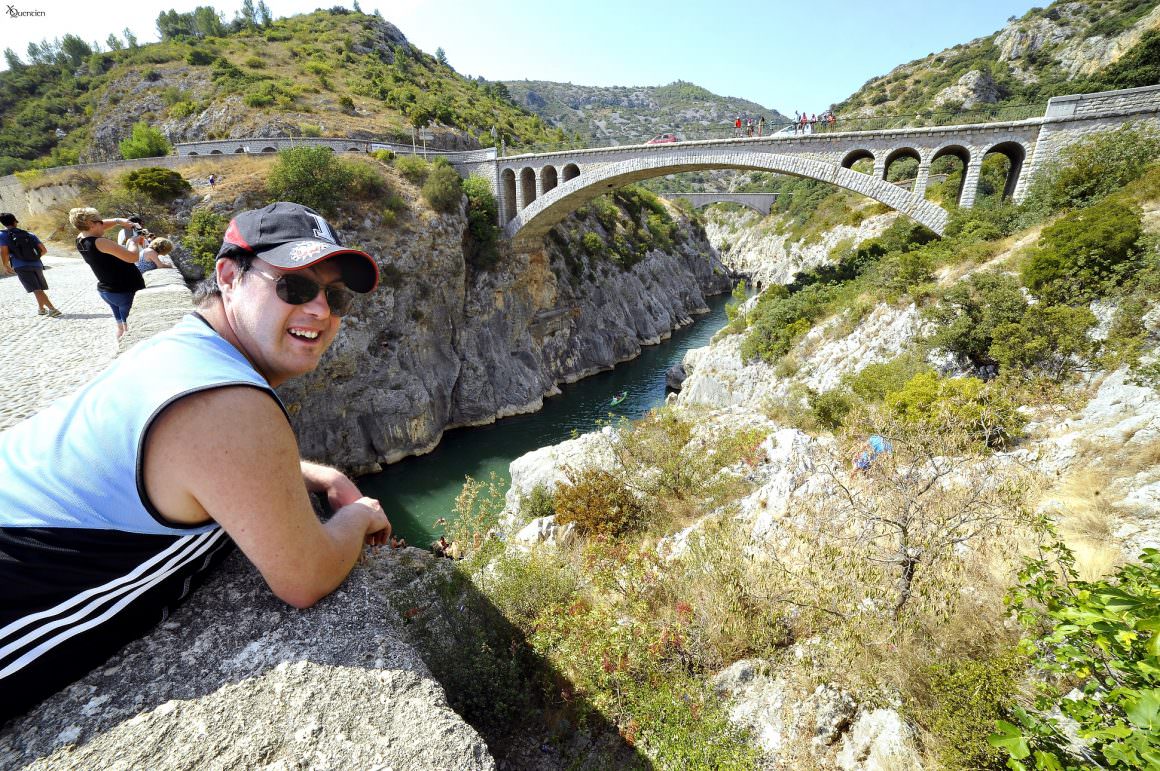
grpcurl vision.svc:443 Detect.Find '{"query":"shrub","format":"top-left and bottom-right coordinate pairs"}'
top-left (518, 483), bottom-right (556, 522)
top-left (885, 372), bottom-right (1025, 449)
top-left (993, 545), bottom-right (1160, 769)
top-left (182, 208), bottom-right (229, 275)
top-left (809, 388), bottom-right (855, 430)
top-left (420, 160), bottom-right (462, 213)
top-left (553, 467), bottom-right (648, 538)
top-left (990, 304), bottom-right (1099, 380)
top-left (740, 284), bottom-right (833, 364)
top-left (1021, 198), bottom-right (1144, 305)
top-left (120, 167), bottom-right (191, 203)
top-left (119, 122), bottom-right (171, 159)
top-left (483, 550), bottom-right (578, 634)
top-left (581, 231), bottom-right (605, 257)
top-left (266, 146), bottom-right (353, 216)
top-left (913, 652), bottom-right (1025, 770)
top-left (463, 174), bottom-right (499, 269)
top-left (393, 154), bottom-right (429, 184)
top-left (1022, 124), bottom-right (1160, 213)
top-left (925, 272), bottom-right (1027, 367)
top-left (186, 48), bottom-right (214, 66)
top-left (843, 354), bottom-right (935, 403)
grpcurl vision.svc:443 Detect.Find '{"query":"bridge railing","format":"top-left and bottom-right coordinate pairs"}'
top-left (500, 102), bottom-right (1047, 155)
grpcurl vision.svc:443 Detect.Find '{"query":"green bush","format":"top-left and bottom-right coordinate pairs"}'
top-left (463, 174), bottom-right (499, 269)
top-left (809, 389), bottom-right (855, 430)
top-left (393, 154), bottom-right (429, 184)
top-left (1021, 198), bottom-right (1144, 305)
top-left (994, 545), bottom-right (1160, 769)
top-left (518, 483), bottom-right (556, 522)
top-left (420, 160), bottom-right (462, 213)
top-left (914, 652), bottom-right (1025, 770)
top-left (484, 550), bottom-right (578, 634)
top-left (119, 122), bottom-right (171, 159)
top-left (186, 48), bottom-right (214, 65)
top-left (1021, 124), bottom-right (1160, 214)
top-left (740, 284), bottom-right (833, 364)
top-left (182, 208), bottom-right (229, 275)
top-left (885, 372), bottom-right (1025, 449)
top-left (925, 272), bottom-right (1028, 366)
top-left (990, 304), bottom-right (1098, 380)
top-left (120, 167), bottom-right (191, 202)
top-left (581, 231), bottom-right (605, 258)
top-left (266, 146), bottom-right (353, 216)
top-left (553, 467), bottom-right (647, 538)
top-left (843, 354), bottom-right (935, 403)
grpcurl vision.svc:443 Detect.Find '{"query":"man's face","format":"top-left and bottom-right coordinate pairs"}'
top-left (220, 256), bottom-right (344, 387)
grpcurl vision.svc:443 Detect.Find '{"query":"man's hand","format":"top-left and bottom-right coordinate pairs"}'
top-left (301, 460), bottom-right (362, 509)
top-left (340, 496), bottom-right (392, 546)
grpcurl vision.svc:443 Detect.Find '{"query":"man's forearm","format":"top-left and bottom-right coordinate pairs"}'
top-left (300, 459), bottom-right (336, 492)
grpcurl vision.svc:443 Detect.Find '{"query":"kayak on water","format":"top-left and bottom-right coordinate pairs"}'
top-left (609, 390), bottom-right (628, 407)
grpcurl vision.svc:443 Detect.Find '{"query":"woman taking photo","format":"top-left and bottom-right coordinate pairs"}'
top-left (69, 207), bottom-right (145, 340)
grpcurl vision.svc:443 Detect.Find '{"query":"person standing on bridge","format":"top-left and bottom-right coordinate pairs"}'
top-left (758, 116), bottom-right (765, 136)
top-left (734, 116), bottom-right (742, 137)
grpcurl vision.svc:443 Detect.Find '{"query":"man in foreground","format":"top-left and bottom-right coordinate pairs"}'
top-left (0, 202), bottom-right (391, 723)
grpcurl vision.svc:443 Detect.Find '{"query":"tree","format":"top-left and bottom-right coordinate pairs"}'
top-left (58, 35), bottom-right (93, 69)
top-left (191, 6), bottom-right (226, 37)
top-left (119, 122), bottom-right (172, 159)
top-left (435, 47), bottom-right (448, 66)
top-left (237, 0), bottom-right (258, 28)
top-left (266, 146), bottom-right (354, 217)
top-left (3, 49), bottom-right (23, 70)
top-left (105, 34), bottom-right (124, 51)
top-left (123, 28), bottom-right (138, 48)
top-left (925, 271), bottom-right (1027, 367)
top-left (256, 0), bottom-right (273, 26)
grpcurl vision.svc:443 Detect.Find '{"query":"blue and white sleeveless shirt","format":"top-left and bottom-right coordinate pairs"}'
top-left (0, 313), bottom-right (286, 718)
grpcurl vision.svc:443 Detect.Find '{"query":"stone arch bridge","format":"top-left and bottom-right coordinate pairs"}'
top-left (456, 84), bottom-right (1160, 250)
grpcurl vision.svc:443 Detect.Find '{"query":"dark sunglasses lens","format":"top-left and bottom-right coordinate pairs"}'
top-left (324, 287), bottom-right (355, 316)
top-left (275, 274), bottom-right (354, 316)
top-left (275, 274), bottom-right (320, 306)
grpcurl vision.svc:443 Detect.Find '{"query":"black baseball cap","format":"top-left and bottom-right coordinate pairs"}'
top-left (217, 202), bottom-right (379, 293)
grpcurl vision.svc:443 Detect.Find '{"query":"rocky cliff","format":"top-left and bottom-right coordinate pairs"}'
top-left (278, 194), bottom-right (730, 474)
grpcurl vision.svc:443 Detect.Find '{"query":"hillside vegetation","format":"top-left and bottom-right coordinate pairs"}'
top-left (502, 79), bottom-right (787, 145)
top-left (834, 0), bottom-right (1160, 121)
top-left (0, 7), bottom-right (557, 175)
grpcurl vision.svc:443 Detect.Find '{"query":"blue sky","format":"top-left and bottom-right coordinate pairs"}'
top-left (5, 0), bottom-right (1041, 112)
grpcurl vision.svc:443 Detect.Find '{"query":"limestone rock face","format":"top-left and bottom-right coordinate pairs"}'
top-left (704, 208), bottom-right (897, 290)
top-left (932, 70), bottom-right (1001, 109)
top-left (281, 204), bottom-right (729, 474)
top-left (0, 551), bottom-right (492, 770)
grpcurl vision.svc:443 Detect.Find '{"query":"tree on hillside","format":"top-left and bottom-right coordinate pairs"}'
top-left (436, 47), bottom-right (448, 66)
top-left (3, 49), bottom-right (23, 70)
top-left (256, 0), bottom-right (273, 27)
top-left (123, 28), bottom-right (138, 48)
top-left (119, 122), bottom-right (172, 160)
top-left (105, 34), bottom-right (124, 51)
top-left (59, 35), bottom-right (94, 69)
top-left (191, 6), bottom-right (227, 37)
top-left (236, 0), bottom-right (258, 29)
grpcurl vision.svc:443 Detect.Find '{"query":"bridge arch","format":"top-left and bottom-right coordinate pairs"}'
top-left (981, 141), bottom-right (1027, 201)
top-left (504, 152), bottom-right (950, 249)
top-left (841, 149), bottom-right (874, 170)
top-left (882, 147), bottom-right (921, 182)
top-left (541, 165), bottom-right (558, 195)
top-left (233, 148), bottom-right (245, 154)
top-left (929, 144), bottom-right (971, 205)
top-left (501, 169), bottom-right (517, 223)
top-left (561, 163), bottom-right (580, 182)
top-left (519, 167), bottom-right (537, 208)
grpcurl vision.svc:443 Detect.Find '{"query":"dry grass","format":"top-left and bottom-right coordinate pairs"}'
top-left (1044, 468), bottom-right (1123, 580)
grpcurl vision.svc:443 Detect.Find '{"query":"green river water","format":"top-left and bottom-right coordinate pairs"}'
top-left (359, 291), bottom-right (732, 546)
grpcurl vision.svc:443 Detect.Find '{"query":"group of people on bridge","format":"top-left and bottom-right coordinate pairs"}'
top-left (793, 110), bottom-right (837, 134)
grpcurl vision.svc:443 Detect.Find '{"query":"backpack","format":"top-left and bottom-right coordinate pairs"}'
top-left (6, 228), bottom-right (39, 262)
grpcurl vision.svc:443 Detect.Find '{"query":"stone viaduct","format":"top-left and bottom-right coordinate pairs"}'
top-left (477, 84), bottom-right (1160, 249)
top-left (673, 193), bottom-right (780, 214)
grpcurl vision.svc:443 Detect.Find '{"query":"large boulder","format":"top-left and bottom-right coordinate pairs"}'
top-left (0, 550), bottom-right (493, 770)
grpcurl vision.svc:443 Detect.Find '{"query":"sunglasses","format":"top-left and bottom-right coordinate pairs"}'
top-left (250, 267), bottom-right (356, 317)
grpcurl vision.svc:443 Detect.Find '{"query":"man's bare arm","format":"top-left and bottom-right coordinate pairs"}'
top-left (142, 387), bottom-right (391, 608)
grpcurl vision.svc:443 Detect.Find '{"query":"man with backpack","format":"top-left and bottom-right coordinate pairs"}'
top-left (1, 213), bottom-right (61, 317)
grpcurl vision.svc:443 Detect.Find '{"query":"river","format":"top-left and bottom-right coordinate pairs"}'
top-left (358, 291), bottom-right (734, 546)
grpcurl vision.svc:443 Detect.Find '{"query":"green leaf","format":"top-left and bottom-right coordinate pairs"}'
top-left (989, 720), bottom-right (1031, 759)
top-left (1125, 688), bottom-right (1160, 730)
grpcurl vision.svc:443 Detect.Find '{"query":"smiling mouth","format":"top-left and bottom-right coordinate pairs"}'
top-left (288, 328), bottom-right (321, 341)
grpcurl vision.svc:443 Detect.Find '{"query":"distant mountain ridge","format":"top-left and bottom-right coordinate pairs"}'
top-left (500, 80), bottom-right (789, 143)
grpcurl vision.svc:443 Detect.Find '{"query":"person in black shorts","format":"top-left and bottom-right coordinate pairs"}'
top-left (0, 213), bottom-right (61, 317)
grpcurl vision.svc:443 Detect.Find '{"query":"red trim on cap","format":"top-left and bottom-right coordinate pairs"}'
top-left (223, 219), bottom-right (251, 251)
